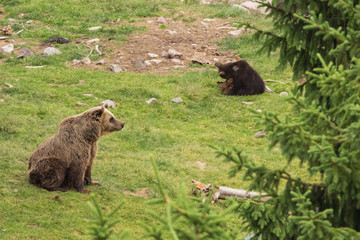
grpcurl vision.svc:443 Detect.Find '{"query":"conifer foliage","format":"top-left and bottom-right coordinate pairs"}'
top-left (218, 0), bottom-right (360, 239)
top-left (145, 0), bottom-right (360, 239)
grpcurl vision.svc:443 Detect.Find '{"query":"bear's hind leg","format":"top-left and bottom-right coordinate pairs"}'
top-left (29, 158), bottom-right (67, 192)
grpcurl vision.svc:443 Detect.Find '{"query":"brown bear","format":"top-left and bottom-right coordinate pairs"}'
top-left (28, 105), bottom-right (124, 193)
top-left (215, 60), bottom-right (265, 96)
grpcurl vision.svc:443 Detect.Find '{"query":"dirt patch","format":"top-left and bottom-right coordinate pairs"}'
top-left (123, 187), bottom-right (149, 198)
top-left (73, 15), bottom-right (242, 74)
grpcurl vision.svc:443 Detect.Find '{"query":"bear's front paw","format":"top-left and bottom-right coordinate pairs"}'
top-left (90, 179), bottom-right (101, 186)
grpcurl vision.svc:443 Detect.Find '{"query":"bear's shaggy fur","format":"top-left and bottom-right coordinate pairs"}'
top-left (28, 105), bottom-right (124, 193)
top-left (215, 60), bottom-right (265, 96)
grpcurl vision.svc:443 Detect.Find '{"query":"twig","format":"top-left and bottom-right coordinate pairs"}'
top-left (14, 29), bottom-right (24, 35)
top-left (0, 36), bottom-right (9, 40)
top-left (94, 45), bottom-right (103, 56)
top-left (75, 44), bottom-right (93, 57)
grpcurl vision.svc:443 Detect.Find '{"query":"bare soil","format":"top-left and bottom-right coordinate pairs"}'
top-left (73, 16), bottom-right (242, 74)
top-left (1, 15), bottom-right (245, 74)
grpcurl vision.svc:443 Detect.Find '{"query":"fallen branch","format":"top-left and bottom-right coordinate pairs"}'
top-left (0, 36), bottom-right (9, 40)
top-left (192, 180), bottom-right (271, 203)
top-left (264, 79), bottom-right (288, 84)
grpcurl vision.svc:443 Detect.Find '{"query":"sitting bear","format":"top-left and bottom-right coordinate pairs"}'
top-left (215, 60), bottom-right (265, 96)
top-left (28, 105), bottom-right (124, 193)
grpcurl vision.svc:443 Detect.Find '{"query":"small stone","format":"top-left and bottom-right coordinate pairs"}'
top-left (228, 27), bottom-right (245, 37)
top-left (156, 16), bottom-right (167, 25)
top-left (87, 38), bottom-right (100, 43)
top-left (110, 64), bottom-right (123, 73)
top-left (203, 18), bottom-right (217, 22)
top-left (279, 91), bottom-right (289, 96)
top-left (96, 59), bottom-right (105, 65)
top-left (161, 51), bottom-right (171, 59)
top-left (147, 20), bottom-right (153, 23)
top-left (257, 109), bottom-right (263, 112)
top-left (168, 49), bottom-right (183, 59)
top-left (232, 4), bottom-right (249, 12)
top-left (16, 48), bottom-right (34, 58)
top-left (76, 102), bottom-right (88, 107)
top-left (149, 59), bottom-right (162, 64)
top-left (81, 57), bottom-right (91, 65)
top-left (200, 21), bottom-right (209, 28)
top-left (255, 131), bottom-right (267, 137)
top-left (171, 97), bottom-right (183, 103)
top-left (6, 83), bottom-right (14, 88)
top-left (167, 30), bottom-right (177, 35)
top-left (242, 101), bottom-right (254, 105)
top-left (83, 94), bottom-right (93, 97)
top-left (18, 13), bottom-right (24, 18)
top-left (13, 189), bottom-right (18, 193)
top-left (148, 53), bottom-right (159, 58)
top-left (8, 18), bottom-right (16, 22)
top-left (144, 60), bottom-right (152, 66)
top-left (133, 58), bottom-right (147, 70)
top-left (72, 59), bottom-right (81, 65)
top-left (99, 99), bottom-right (116, 108)
top-left (146, 98), bottom-right (156, 104)
top-left (42, 47), bottom-right (62, 56)
top-left (88, 26), bottom-right (102, 31)
top-left (191, 58), bottom-right (210, 65)
top-left (0, 99), bottom-right (4, 102)
top-left (1, 44), bottom-right (14, 54)
top-left (79, 80), bottom-right (85, 85)
top-left (214, 57), bottom-right (219, 62)
top-left (171, 59), bottom-right (183, 65)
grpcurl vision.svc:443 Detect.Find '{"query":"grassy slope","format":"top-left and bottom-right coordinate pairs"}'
top-left (0, 1), bottom-right (295, 239)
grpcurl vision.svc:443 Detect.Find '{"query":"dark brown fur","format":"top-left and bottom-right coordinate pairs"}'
top-left (215, 60), bottom-right (265, 96)
top-left (28, 106), bottom-right (124, 193)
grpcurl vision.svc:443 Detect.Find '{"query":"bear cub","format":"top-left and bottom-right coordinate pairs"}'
top-left (215, 60), bottom-right (265, 96)
top-left (28, 105), bottom-right (124, 193)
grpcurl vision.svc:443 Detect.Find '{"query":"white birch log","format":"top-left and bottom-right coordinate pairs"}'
top-left (192, 180), bottom-right (271, 203)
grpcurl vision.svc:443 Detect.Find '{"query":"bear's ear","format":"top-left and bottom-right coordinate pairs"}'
top-left (215, 62), bottom-right (223, 69)
top-left (92, 106), bottom-right (105, 121)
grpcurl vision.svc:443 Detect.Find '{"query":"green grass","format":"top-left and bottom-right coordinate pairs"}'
top-left (0, 1), bottom-right (299, 239)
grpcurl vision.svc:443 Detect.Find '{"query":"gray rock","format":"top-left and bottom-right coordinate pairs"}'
top-left (242, 101), bottom-right (254, 105)
top-left (156, 16), bottom-right (167, 24)
top-left (148, 53), bottom-right (159, 58)
top-left (255, 131), bottom-right (267, 137)
top-left (1, 44), bottom-right (14, 54)
top-left (133, 58), bottom-right (147, 70)
top-left (171, 59), bottom-right (183, 65)
top-left (42, 47), bottom-right (62, 56)
top-left (88, 26), bottom-right (102, 31)
top-left (96, 59), bottom-right (105, 65)
top-left (72, 59), bottom-right (81, 65)
top-left (16, 48), bottom-right (34, 58)
top-left (171, 97), bottom-right (183, 103)
top-left (232, 4), bottom-right (249, 12)
top-left (76, 102), bottom-right (88, 107)
top-left (228, 28), bottom-right (245, 37)
top-left (168, 49), bottom-right (183, 59)
top-left (100, 99), bottom-right (116, 108)
top-left (110, 64), bottom-right (123, 73)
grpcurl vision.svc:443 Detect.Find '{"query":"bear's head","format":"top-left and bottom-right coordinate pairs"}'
top-left (90, 105), bottom-right (125, 136)
top-left (215, 62), bottom-right (234, 80)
